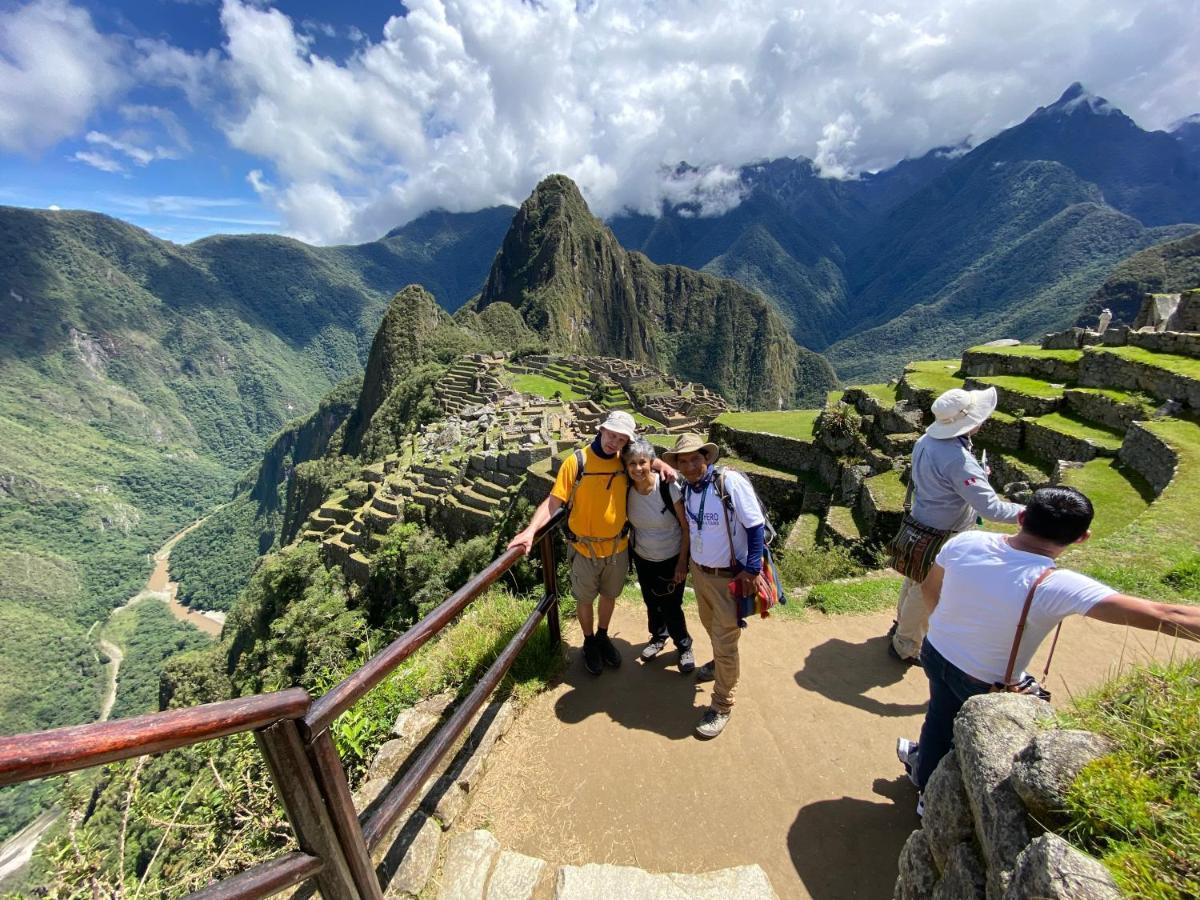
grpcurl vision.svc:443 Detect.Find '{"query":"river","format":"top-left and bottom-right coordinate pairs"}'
top-left (0, 515), bottom-right (224, 886)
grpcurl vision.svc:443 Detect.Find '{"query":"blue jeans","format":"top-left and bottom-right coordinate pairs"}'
top-left (915, 639), bottom-right (992, 789)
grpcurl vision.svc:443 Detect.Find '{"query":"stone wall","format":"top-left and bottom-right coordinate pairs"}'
top-left (709, 421), bottom-right (824, 474)
top-left (894, 693), bottom-right (1121, 900)
top-left (1126, 329), bottom-right (1200, 359)
top-left (1080, 350), bottom-right (1200, 409)
top-left (963, 378), bottom-right (1061, 417)
top-left (978, 416), bottom-right (1023, 452)
top-left (1063, 389), bottom-right (1145, 432)
top-left (1118, 422), bottom-right (1178, 496)
top-left (961, 349), bottom-right (1079, 383)
top-left (1023, 420), bottom-right (1104, 465)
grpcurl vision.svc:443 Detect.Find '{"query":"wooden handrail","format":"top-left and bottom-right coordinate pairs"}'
top-left (304, 508), bottom-right (567, 738)
top-left (362, 591), bottom-right (554, 849)
top-left (185, 852), bottom-right (324, 900)
top-left (0, 689), bottom-right (310, 787)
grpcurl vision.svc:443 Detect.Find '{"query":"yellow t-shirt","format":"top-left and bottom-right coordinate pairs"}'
top-left (551, 446), bottom-right (629, 558)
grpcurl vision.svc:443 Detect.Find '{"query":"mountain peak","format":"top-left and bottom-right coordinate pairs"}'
top-left (1033, 82), bottom-right (1124, 120)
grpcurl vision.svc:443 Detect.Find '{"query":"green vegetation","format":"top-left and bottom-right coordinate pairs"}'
top-left (101, 600), bottom-right (213, 721)
top-left (1057, 459), bottom-right (1153, 539)
top-left (508, 373), bottom-right (585, 401)
top-left (1076, 229), bottom-right (1200, 324)
top-left (864, 469), bottom-right (907, 510)
top-left (714, 409), bottom-right (821, 440)
top-left (1070, 417), bottom-right (1200, 603)
top-left (966, 345), bottom-right (1083, 362)
top-left (171, 496), bottom-right (273, 611)
top-left (1092, 345), bottom-right (1200, 382)
top-left (970, 374), bottom-right (1067, 399)
top-left (902, 360), bottom-right (964, 397)
top-left (804, 575), bottom-right (905, 615)
top-left (1059, 659), bottom-right (1200, 899)
top-left (1034, 412), bottom-right (1124, 450)
top-left (858, 383), bottom-right (900, 405)
top-left (777, 540), bottom-right (866, 590)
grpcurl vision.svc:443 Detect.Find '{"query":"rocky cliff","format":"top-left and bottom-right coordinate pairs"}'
top-left (472, 175), bottom-right (837, 408)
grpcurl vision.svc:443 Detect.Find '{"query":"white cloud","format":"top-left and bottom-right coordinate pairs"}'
top-left (71, 150), bottom-right (125, 173)
top-left (0, 0), bottom-right (128, 154)
top-left (208, 0), bottom-right (1200, 243)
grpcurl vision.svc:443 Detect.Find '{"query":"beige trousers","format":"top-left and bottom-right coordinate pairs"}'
top-left (892, 576), bottom-right (928, 660)
top-left (691, 565), bottom-right (742, 714)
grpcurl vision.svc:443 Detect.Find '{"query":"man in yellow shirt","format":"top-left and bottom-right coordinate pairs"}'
top-left (509, 410), bottom-right (639, 674)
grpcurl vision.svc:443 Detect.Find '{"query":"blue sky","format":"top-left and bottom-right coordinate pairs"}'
top-left (2, 0), bottom-right (1197, 246)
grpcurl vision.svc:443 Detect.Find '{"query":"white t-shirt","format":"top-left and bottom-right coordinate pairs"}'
top-left (627, 473), bottom-right (684, 562)
top-left (683, 468), bottom-right (765, 569)
top-left (928, 531), bottom-right (1115, 684)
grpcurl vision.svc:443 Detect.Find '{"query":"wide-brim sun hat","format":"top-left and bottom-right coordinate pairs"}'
top-left (926, 387), bottom-right (999, 439)
top-left (661, 433), bottom-right (720, 466)
top-left (599, 409), bottom-right (638, 442)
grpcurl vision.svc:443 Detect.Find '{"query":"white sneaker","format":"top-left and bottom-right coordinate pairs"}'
top-left (695, 707), bottom-right (730, 738)
top-left (896, 738), bottom-right (920, 788)
top-left (640, 638), bottom-right (667, 660)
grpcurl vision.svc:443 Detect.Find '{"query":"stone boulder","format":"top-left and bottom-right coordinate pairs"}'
top-left (932, 842), bottom-right (987, 900)
top-left (1003, 834), bottom-right (1121, 899)
top-left (923, 753), bottom-right (975, 869)
top-left (953, 693), bottom-right (1052, 899)
top-left (894, 829), bottom-right (939, 900)
top-left (1011, 730), bottom-right (1114, 825)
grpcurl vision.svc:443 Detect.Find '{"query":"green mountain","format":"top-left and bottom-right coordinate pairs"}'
top-left (1076, 229), bottom-right (1200, 326)
top-left (471, 175), bottom-right (837, 408)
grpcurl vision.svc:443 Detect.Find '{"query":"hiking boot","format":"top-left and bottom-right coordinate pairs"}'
top-left (695, 661), bottom-right (715, 683)
top-left (641, 637), bottom-right (667, 661)
top-left (695, 707), bottom-right (730, 739)
top-left (678, 646), bottom-right (696, 674)
top-left (582, 636), bottom-right (602, 676)
top-left (896, 738), bottom-right (920, 788)
top-left (887, 639), bottom-right (921, 666)
top-left (596, 631), bottom-right (622, 668)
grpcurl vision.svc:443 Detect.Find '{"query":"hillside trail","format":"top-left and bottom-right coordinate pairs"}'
top-left (464, 599), bottom-right (1199, 899)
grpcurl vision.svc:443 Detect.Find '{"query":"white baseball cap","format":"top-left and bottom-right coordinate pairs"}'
top-left (599, 409), bottom-right (638, 441)
top-left (926, 387), bottom-right (999, 439)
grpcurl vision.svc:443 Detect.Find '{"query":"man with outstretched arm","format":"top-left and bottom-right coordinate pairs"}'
top-left (509, 410), bottom-right (672, 676)
top-left (662, 433), bottom-right (765, 739)
top-left (896, 486), bottom-right (1200, 815)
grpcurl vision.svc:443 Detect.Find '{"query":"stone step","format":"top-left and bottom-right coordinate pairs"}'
top-left (1079, 346), bottom-right (1200, 409)
top-left (988, 451), bottom-right (1054, 491)
top-left (555, 863), bottom-right (778, 900)
top-left (372, 495), bottom-right (402, 517)
top-left (1023, 413), bottom-right (1123, 464)
top-left (963, 375), bottom-right (1064, 417)
top-left (1063, 387), bottom-right (1153, 432)
top-left (471, 478), bottom-right (509, 500)
top-left (960, 346), bottom-right (1081, 383)
top-left (299, 529), bottom-right (325, 542)
top-left (411, 491), bottom-right (441, 508)
top-left (457, 488), bottom-right (501, 513)
top-left (362, 462), bottom-right (387, 483)
top-left (345, 551), bottom-right (371, 584)
top-left (319, 504), bottom-right (355, 525)
top-left (365, 507), bottom-right (399, 533)
top-left (308, 512), bottom-right (337, 531)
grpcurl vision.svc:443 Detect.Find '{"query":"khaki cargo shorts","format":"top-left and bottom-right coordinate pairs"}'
top-left (569, 547), bottom-right (629, 604)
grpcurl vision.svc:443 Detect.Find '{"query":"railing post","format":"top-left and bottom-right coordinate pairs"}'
top-left (305, 729), bottom-right (384, 900)
top-left (255, 719), bottom-right (359, 900)
top-left (538, 531), bottom-right (561, 647)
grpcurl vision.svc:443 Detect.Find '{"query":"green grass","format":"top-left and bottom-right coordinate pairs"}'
top-left (825, 505), bottom-right (863, 541)
top-left (902, 359), bottom-right (964, 397)
top-left (632, 412), bottom-right (660, 429)
top-left (863, 469), bottom-right (907, 512)
top-left (966, 345), bottom-right (1083, 363)
top-left (1033, 412), bottom-right (1125, 450)
top-left (1068, 386), bottom-right (1157, 412)
top-left (1057, 459), bottom-right (1154, 540)
top-left (857, 383), bottom-right (900, 406)
top-left (1092, 346), bottom-right (1200, 381)
top-left (783, 513), bottom-right (822, 553)
top-left (804, 575), bottom-right (904, 615)
top-left (1058, 659), bottom-right (1200, 899)
top-left (985, 447), bottom-right (1056, 480)
top-left (776, 540), bottom-right (865, 590)
top-left (508, 373), bottom-right (584, 401)
top-left (1069, 416), bottom-right (1200, 603)
top-left (970, 374), bottom-right (1067, 400)
top-left (714, 409), bottom-right (821, 441)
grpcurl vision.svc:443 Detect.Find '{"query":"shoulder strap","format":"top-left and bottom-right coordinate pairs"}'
top-left (1002, 567), bottom-right (1056, 686)
top-left (716, 466), bottom-right (777, 544)
top-left (658, 475), bottom-right (674, 515)
top-left (564, 448), bottom-right (586, 511)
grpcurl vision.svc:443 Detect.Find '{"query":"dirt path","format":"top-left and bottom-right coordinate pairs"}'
top-left (465, 601), bottom-right (1200, 899)
top-left (96, 638), bottom-right (125, 723)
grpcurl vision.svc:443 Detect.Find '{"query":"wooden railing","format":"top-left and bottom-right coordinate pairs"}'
top-left (0, 510), bottom-right (566, 900)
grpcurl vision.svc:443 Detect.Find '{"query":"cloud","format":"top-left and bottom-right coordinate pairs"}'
top-left (0, 0), bottom-right (128, 154)
top-left (208, 0), bottom-right (1200, 244)
top-left (79, 106), bottom-right (193, 170)
top-left (71, 150), bottom-right (126, 173)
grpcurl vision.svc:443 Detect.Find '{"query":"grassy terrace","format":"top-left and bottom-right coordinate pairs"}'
top-left (854, 383), bottom-right (900, 406)
top-left (902, 359), bottom-right (964, 397)
top-left (714, 409), bottom-right (821, 441)
top-left (1033, 412), bottom-right (1124, 450)
top-left (1068, 416), bottom-right (1200, 603)
top-left (507, 373), bottom-right (584, 401)
top-left (1057, 459), bottom-right (1153, 539)
top-left (969, 374), bottom-right (1067, 399)
top-left (1090, 345), bottom-right (1200, 380)
top-left (966, 344), bottom-right (1084, 363)
top-left (863, 468), bottom-right (906, 511)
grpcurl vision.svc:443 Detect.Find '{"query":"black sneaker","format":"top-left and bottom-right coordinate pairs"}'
top-left (582, 636), bottom-right (602, 675)
top-left (695, 661), bottom-right (715, 683)
top-left (678, 646), bottom-right (696, 674)
top-left (596, 632), bottom-right (622, 668)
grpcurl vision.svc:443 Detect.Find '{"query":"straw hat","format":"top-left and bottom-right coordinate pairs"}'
top-left (925, 387), bottom-right (999, 439)
top-left (661, 433), bottom-right (720, 466)
top-left (599, 409), bottom-right (638, 441)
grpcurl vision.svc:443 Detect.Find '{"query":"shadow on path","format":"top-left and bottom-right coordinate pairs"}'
top-left (553, 635), bottom-right (705, 741)
top-left (788, 776), bottom-right (916, 899)
top-left (795, 634), bottom-right (927, 717)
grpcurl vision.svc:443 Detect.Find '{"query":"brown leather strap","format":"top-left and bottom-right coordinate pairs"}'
top-left (1003, 567), bottom-right (1056, 687)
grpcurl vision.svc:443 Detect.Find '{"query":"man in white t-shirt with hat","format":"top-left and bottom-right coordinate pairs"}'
top-left (888, 385), bottom-right (1024, 663)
